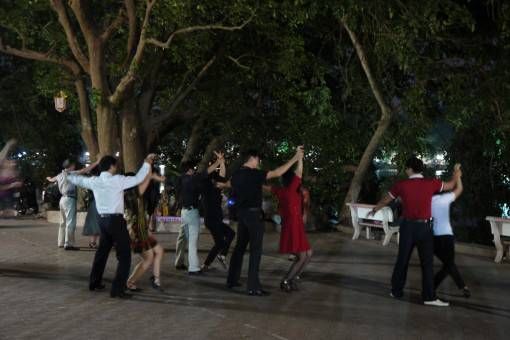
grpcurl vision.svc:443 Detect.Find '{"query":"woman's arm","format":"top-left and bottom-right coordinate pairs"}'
top-left (295, 156), bottom-right (303, 178)
top-left (75, 158), bottom-right (100, 175)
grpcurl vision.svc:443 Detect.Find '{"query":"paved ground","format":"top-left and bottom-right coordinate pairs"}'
top-left (0, 218), bottom-right (509, 340)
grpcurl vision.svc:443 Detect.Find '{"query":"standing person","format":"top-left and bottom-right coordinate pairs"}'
top-left (370, 156), bottom-right (459, 307)
top-left (83, 189), bottom-right (100, 248)
top-left (126, 170), bottom-right (166, 292)
top-left (201, 153), bottom-right (236, 271)
top-left (226, 146), bottom-right (304, 296)
top-left (46, 159), bottom-right (99, 250)
top-left (266, 152), bottom-right (312, 292)
top-left (67, 153), bottom-right (156, 299)
top-left (174, 153), bottom-right (225, 275)
top-left (432, 164), bottom-right (470, 297)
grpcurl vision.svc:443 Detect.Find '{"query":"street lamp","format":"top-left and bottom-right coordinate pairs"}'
top-left (54, 90), bottom-right (68, 112)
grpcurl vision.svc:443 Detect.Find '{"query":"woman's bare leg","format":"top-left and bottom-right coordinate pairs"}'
top-left (152, 244), bottom-right (164, 285)
top-left (127, 250), bottom-right (154, 286)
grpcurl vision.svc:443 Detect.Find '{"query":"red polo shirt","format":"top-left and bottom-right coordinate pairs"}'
top-left (389, 174), bottom-right (443, 220)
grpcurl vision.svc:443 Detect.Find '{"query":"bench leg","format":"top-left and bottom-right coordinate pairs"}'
top-left (352, 224), bottom-right (361, 240)
top-left (382, 231), bottom-right (394, 246)
top-left (494, 238), bottom-right (504, 263)
top-left (366, 227), bottom-right (370, 240)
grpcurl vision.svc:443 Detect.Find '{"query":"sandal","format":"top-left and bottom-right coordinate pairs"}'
top-left (126, 281), bottom-right (142, 292)
top-left (89, 241), bottom-right (97, 249)
top-left (150, 276), bottom-right (163, 291)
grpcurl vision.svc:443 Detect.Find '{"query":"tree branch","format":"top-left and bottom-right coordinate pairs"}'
top-left (109, 0), bottom-right (157, 107)
top-left (50, 0), bottom-right (90, 71)
top-left (100, 8), bottom-right (125, 42)
top-left (146, 13), bottom-right (254, 49)
top-left (124, 0), bottom-right (138, 64)
top-left (227, 55), bottom-right (250, 70)
top-left (0, 36), bottom-right (81, 75)
top-left (67, 0), bottom-right (97, 43)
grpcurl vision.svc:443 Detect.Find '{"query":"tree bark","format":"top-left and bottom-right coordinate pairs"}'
top-left (180, 118), bottom-right (205, 165)
top-left (74, 76), bottom-right (99, 158)
top-left (339, 19), bottom-right (393, 224)
top-left (121, 88), bottom-right (146, 172)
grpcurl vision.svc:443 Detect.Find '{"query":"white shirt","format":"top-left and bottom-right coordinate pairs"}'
top-left (68, 163), bottom-right (150, 214)
top-left (56, 170), bottom-right (77, 197)
top-left (431, 192), bottom-right (456, 236)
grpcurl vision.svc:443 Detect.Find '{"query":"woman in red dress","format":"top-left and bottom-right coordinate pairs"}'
top-left (268, 152), bottom-right (312, 292)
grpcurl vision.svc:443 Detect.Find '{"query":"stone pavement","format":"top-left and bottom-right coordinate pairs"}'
top-left (0, 218), bottom-right (509, 340)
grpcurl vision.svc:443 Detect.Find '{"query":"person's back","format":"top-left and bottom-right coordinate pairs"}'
top-left (431, 192), bottom-right (455, 236)
top-left (231, 167), bottom-right (266, 210)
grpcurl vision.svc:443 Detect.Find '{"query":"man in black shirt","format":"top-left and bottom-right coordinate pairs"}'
top-left (175, 153), bottom-right (224, 275)
top-left (201, 155), bottom-right (235, 270)
top-left (227, 146), bottom-right (304, 296)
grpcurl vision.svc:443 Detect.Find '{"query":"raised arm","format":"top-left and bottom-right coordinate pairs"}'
top-left (138, 170), bottom-right (153, 196)
top-left (219, 158), bottom-right (226, 178)
top-left (295, 155), bottom-right (304, 178)
top-left (74, 158), bottom-right (100, 175)
top-left (46, 176), bottom-right (58, 183)
top-left (206, 151), bottom-right (225, 175)
top-left (452, 164), bottom-right (463, 199)
top-left (266, 146), bottom-right (304, 180)
top-left (442, 167), bottom-right (461, 192)
top-left (67, 174), bottom-right (95, 190)
top-left (119, 154), bottom-right (155, 190)
top-left (0, 139), bottom-right (16, 163)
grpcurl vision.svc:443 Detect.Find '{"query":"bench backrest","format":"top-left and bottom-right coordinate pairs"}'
top-left (486, 216), bottom-right (510, 236)
top-left (346, 203), bottom-right (394, 223)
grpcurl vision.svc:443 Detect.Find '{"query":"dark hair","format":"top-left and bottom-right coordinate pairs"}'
top-left (241, 149), bottom-right (262, 164)
top-left (62, 159), bottom-right (76, 169)
top-left (405, 156), bottom-right (424, 173)
top-left (181, 161), bottom-right (196, 173)
top-left (99, 155), bottom-right (117, 172)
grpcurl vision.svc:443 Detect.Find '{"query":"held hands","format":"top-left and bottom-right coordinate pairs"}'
top-left (453, 163), bottom-right (462, 178)
top-left (295, 145), bottom-right (304, 160)
top-left (213, 151), bottom-right (225, 162)
top-left (145, 153), bottom-right (157, 165)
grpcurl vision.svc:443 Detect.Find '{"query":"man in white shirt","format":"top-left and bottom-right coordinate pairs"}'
top-left (47, 159), bottom-right (99, 250)
top-left (431, 164), bottom-right (470, 298)
top-left (68, 153), bottom-right (156, 298)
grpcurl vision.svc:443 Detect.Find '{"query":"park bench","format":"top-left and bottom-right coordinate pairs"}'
top-left (346, 203), bottom-right (399, 246)
top-left (486, 216), bottom-right (510, 263)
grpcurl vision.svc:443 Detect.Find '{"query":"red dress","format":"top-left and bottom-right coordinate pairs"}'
top-left (271, 175), bottom-right (311, 254)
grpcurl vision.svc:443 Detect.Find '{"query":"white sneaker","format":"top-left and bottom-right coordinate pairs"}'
top-left (424, 299), bottom-right (450, 307)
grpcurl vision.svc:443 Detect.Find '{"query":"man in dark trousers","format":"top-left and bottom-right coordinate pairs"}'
top-left (68, 153), bottom-right (156, 298)
top-left (174, 153), bottom-right (225, 275)
top-left (370, 156), bottom-right (459, 306)
top-left (201, 153), bottom-right (235, 270)
top-left (227, 146), bottom-right (304, 296)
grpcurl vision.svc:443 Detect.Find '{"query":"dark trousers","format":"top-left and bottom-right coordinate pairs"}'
top-left (227, 209), bottom-right (264, 291)
top-left (434, 235), bottom-right (466, 289)
top-left (391, 220), bottom-right (435, 301)
top-left (90, 215), bottom-right (132, 296)
top-left (204, 216), bottom-right (235, 266)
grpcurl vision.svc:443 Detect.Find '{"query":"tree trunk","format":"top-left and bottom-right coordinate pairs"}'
top-left (122, 89), bottom-right (146, 172)
top-left (198, 136), bottom-right (223, 171)
top-left (74, 76), bottom-right (99, 159)
top-left (339, 19), bottom-right (393, 224)
top-left (180, 118), bottom-right (204, 165)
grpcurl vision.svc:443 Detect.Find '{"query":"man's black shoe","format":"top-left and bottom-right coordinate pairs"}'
top-left (175, 265), bottom-right (187, 271)
top-left (188, 270), bottom-right (203, 276)
top-left (248, 289), bottom-right (271, 297)
top-left (227, 282), bottom-right (242, 289)
top-left (64, 246), bottom-right (80, 251)
top-left (110, 291), bottom-right (133, 299)
top-left (89, 283), bottom-right (106, 291)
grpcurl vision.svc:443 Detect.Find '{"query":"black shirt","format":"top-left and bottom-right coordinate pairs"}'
top-left (177, 171), bottom-right (207, 209)
top-left (202, 172), bottom-right (227, 220)
top-left (231, 167), bottom-right (267, 209)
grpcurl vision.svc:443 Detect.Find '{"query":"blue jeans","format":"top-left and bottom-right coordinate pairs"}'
top-left (175, 208), bottom-right (201, 272)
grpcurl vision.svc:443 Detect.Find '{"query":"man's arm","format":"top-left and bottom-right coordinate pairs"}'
top-left (74, 158), bottom-right (100, 175)
top-left (46, 176), bottom-right (58, 183)
top-left (67, 174), bottom-right (95, 190)
top-left (452, 164), bottom-right (463, 199)
top-left (266, 146), bottom-right (304, 180)
top-left (119, 155), bottom-right (155, 190)
top-left (0, 139), bottom-right (16, 163)
top-left (368, 193), bottom-right (394, 216)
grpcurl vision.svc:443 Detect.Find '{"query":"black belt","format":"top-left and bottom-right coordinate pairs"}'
top-left (403, 218), bottom-right (431, 223)
top-left (99, 213), bottom-right (123, 218)
top-left (182, 206), bottom-right (197, 210)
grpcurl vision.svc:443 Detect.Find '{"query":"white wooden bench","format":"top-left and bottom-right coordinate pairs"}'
top-left (346, 203), bottom-right (399, 246)
top-left (486, 216), bottom-right (510, 263)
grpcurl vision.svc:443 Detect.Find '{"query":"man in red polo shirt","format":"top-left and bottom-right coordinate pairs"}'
top-left (370, 156), bottom-right (459, 307)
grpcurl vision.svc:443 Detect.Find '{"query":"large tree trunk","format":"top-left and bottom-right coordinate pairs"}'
top-left (180, 118), bottom-right (205, 164)
top-left (74, 76), bottom-right (99, 159)
top-left (339, 19), bottom-right (393, 224)
top-left (122, 88), bottom-right (146, 172)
